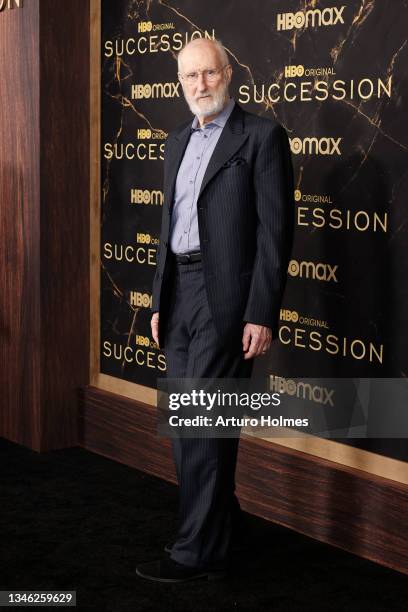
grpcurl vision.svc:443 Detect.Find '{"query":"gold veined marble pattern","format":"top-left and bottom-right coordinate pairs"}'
top-left (92, 0), bottom-right (408, 464)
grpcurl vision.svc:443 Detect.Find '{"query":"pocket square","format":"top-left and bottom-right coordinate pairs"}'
top-left (222, 156), bottom-right (247, 168)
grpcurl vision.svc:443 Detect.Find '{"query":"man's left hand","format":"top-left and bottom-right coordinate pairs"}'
top-left (242, 323), bottom-right (272, 360)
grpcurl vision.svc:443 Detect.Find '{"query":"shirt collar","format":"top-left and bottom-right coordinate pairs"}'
top-left (191, 97), bottom-right (235, 131)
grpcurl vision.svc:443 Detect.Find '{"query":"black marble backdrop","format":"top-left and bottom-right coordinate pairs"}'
top-left (99, 1), bottom-right (408, 457)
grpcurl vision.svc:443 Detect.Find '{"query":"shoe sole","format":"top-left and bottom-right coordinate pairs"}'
top-left (135, 567), bottom-right (226, 583)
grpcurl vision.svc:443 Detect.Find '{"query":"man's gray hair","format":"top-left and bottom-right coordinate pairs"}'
top-left (177, 37), bottom-right (230, 70)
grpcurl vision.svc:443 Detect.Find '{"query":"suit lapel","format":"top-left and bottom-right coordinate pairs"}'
top-left (166, 102), bottom-right (247, 212)
top-left (198, 103), bottom-right (247, 201)
top-left (165, 122), bottom-right (191, 213)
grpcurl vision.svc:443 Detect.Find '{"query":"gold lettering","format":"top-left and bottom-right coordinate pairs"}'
top-left (0, 0), bottom-right (22, 11)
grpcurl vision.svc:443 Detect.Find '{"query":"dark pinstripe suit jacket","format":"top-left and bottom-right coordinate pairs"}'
top-left (151, 102), bottom-right (294, 349)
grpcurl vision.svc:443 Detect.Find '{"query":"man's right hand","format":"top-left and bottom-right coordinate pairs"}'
top-left (151, 312), bottom-right (160, 348)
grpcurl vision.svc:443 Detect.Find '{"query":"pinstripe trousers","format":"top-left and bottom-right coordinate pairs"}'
top-left (163, 257), bottom-right (254, 570)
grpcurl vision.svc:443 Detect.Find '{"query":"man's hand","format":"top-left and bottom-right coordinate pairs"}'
top-left (151, 312), bottom-right (160, 348)
top-left (242, 323), bottom-right (272, 360)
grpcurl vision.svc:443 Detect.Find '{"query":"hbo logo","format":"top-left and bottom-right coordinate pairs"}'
top-left (284, 65), bottom-right (305, 78)
top-left (137, 233), bottom-right (151, 244)
top-left (280, 309), bottom-right (299, 323)
top-left (137, 129), bottom-right (152, 139)
top-left (130, 292), bottom-right (152, 308)
top-left (138, 21), bottom-right (152, 32)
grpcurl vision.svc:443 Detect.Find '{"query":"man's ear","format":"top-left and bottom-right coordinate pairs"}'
top-left (225, 64), bottom-right (233, 85)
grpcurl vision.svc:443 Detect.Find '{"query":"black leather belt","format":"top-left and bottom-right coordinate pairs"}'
top-left (173, 251), bottom-right (202, 264)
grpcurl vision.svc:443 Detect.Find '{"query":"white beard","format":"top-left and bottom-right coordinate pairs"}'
top-left (184, 79), bottom-right (230, 119)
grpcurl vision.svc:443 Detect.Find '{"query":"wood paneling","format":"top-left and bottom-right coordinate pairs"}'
top-left (79, 385), bottom-right (408, 575)
top-left (79, 386), bottom-right (176, 483)
top-left (0, 0), bottom-right (41, 449)
top-left (39, 0), bottom-right (90, 449)
top-left (0, 0), bottom-right (90, 450)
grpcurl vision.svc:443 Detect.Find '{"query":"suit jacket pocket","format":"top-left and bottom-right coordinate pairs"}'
top-left (222, 156), bottom-right (248, 169)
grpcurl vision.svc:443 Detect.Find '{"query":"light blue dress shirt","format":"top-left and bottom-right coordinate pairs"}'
top-left (169, 98), bottom-right (235, 254)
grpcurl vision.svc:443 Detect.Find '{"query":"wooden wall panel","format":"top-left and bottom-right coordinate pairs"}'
top-left (39, 0), bottom-right (90, 449)
top-left (0, 0), bottom-right (90, 450)
top-left (79, 386), bottom-right (408, 576)
top-left (0, 0), bottom-right (41, 449)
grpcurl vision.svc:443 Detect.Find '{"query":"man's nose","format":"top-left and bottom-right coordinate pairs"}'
top-left (196, 72), bottom-right (208, 88)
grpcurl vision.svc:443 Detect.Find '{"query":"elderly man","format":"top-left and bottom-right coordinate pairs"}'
top-left (136, 37), bottom-right (294, 582)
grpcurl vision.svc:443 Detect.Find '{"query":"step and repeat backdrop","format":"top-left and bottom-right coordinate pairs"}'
top-left (99, 0), bottom-right (408, 454)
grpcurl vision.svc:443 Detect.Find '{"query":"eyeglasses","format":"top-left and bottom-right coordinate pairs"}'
top-left (178, 65), bottom-right (229, 85)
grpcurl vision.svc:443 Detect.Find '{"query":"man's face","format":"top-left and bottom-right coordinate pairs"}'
top-left (178, 43), bottom-right (232, 118)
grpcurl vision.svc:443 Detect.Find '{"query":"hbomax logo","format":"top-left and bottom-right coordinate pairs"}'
top-left (276, 6), bottom-right (346, 31)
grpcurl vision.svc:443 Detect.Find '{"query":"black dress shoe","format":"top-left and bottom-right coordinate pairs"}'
top-left (135, 557), bottom-right (226, 583)
top-left (164, 534), bottom-right (248, 555)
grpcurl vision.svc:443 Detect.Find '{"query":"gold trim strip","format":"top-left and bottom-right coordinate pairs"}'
top-left (257, 432), bottom-right (408, 486)
top-left (94, 373), bottom-right (157, 406)
top-left (90, 0), bottom-right (101, 386)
